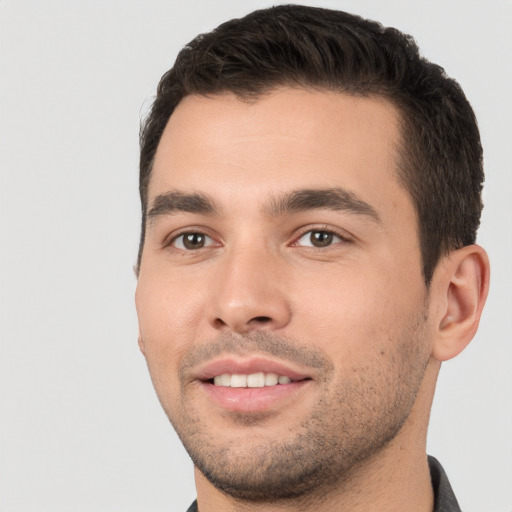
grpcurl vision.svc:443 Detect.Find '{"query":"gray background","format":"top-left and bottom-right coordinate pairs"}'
top-left (1, 1), bottom-right (511, 511)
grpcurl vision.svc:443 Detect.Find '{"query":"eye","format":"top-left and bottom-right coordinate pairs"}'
top-left (295, 230), bottom-right (345, 248)
top-left (171, 232), bottom-right (215, 250)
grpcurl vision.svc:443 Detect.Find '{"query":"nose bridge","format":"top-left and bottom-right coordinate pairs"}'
top-left (209, 238), bottom-right (290, 333)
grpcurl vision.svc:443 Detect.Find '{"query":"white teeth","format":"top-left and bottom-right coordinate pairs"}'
top-left (212, 372), bottom-right (295, 388)
top-left (247, 372), bottom-right (265, 388)
top-left (264, 373), bottom-right (279, 386)
top-left (213, 374), bottom-right (231, 386)
top-left (230, 374), bottom-right (247, 388)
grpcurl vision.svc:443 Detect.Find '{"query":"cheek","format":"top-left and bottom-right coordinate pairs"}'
top-left (135, 275), bottom-right (205, 371)
top-left (138, 266), bottom-right (203, 322)
top-left (291, 261), bottom-right (426, 357)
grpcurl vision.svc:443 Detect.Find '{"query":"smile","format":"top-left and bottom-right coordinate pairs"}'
top-left (195, 357), bottom-right (314, 412)
top-left (213, 372), bottom-right (294, 388)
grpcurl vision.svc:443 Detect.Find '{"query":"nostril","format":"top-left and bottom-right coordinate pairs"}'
top-left (213, 318), bottom-right (228, 328)
top-left (252, 316), bottom-right (272, 323)
top-left (211, 314), bottom-right (277, 332)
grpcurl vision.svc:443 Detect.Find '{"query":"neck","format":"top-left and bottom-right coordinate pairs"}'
top-left (194, 359), bottom-right (439, 512)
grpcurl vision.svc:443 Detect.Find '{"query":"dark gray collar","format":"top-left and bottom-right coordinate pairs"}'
top-left (186, 500), bottom-right (198, 512)
top-left (429, 456), bottom-right (462, 512)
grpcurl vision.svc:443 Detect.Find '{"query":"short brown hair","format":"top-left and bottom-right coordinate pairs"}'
top-left (138, 4), bottom-right (483, 284)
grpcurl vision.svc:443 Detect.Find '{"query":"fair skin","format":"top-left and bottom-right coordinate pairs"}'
top-left (136, 89), bottom-right (489, 511)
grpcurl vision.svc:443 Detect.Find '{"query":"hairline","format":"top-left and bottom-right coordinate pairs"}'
top-left (142, 85), bottom-right (413, 211)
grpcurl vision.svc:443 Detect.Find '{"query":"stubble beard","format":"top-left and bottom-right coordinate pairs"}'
top-left (158, 319), bottom-right (431, 504)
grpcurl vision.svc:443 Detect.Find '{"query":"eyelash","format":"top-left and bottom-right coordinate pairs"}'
top-left (165, 225), bottom-right (351, 252)
top-left (292, 226), bottom-right (351, 249)
top-left (165, 228), bottom-right (218, 251)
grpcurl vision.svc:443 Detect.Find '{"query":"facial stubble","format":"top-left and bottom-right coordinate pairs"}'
top-left (151, 317), bottom-right (431, 504)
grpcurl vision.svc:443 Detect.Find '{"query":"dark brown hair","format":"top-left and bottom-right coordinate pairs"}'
top-left (138, 4), bottom-right (483, 284)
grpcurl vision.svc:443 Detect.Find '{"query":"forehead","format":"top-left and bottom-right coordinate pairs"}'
top-left (149, 88), bottom-right (409, 222)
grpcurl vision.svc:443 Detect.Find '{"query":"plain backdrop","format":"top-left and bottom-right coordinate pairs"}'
top-left (1, 1), bottom-right (511, 511)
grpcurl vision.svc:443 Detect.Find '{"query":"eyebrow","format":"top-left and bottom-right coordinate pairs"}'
top-left (266, 188), bottom-right (381, 222)
top-left (147, 191), bottom-right (216, 221)
top-left (147, 187), bottom-right (381, 224)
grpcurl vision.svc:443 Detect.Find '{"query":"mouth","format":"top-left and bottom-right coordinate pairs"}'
top-left (194, 357), bottom-right (313, 413)
top-left (211, 372), bottom-right (305, 388)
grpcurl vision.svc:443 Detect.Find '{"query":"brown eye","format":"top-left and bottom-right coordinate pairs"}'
top-left (310, 231), bottom-right (333, 247)
top-left (296, 230), bottom-right (343, 248)
top-left (173, 232), bottom-right (212, 250)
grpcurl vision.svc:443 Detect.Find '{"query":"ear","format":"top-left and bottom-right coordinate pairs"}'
top-left (431, 245), bottom-right (490, 362)
top-left (138, 333), bottom-right (146, 356)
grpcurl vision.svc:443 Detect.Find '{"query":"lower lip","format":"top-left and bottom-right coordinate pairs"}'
top-left (200, 380), bottom-right (310, 413)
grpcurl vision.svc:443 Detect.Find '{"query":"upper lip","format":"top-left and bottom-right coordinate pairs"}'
top-left (194, 356), bottom-right (312, 382)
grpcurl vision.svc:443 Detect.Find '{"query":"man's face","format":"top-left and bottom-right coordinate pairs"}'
top-left (136, 89), bottom-right (434, 501)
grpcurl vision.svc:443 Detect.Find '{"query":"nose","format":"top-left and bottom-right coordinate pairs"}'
top-left (208, 245), bottom-right (291, 334)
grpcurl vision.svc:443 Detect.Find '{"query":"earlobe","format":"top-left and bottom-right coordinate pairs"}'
top-left (432, 245), bottom-right (490, 362)
top-left (138, 335), bottom-right (146, 355)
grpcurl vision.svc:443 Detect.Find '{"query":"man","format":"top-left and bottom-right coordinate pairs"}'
top-left (135, 5), bottom-right (489, 511)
